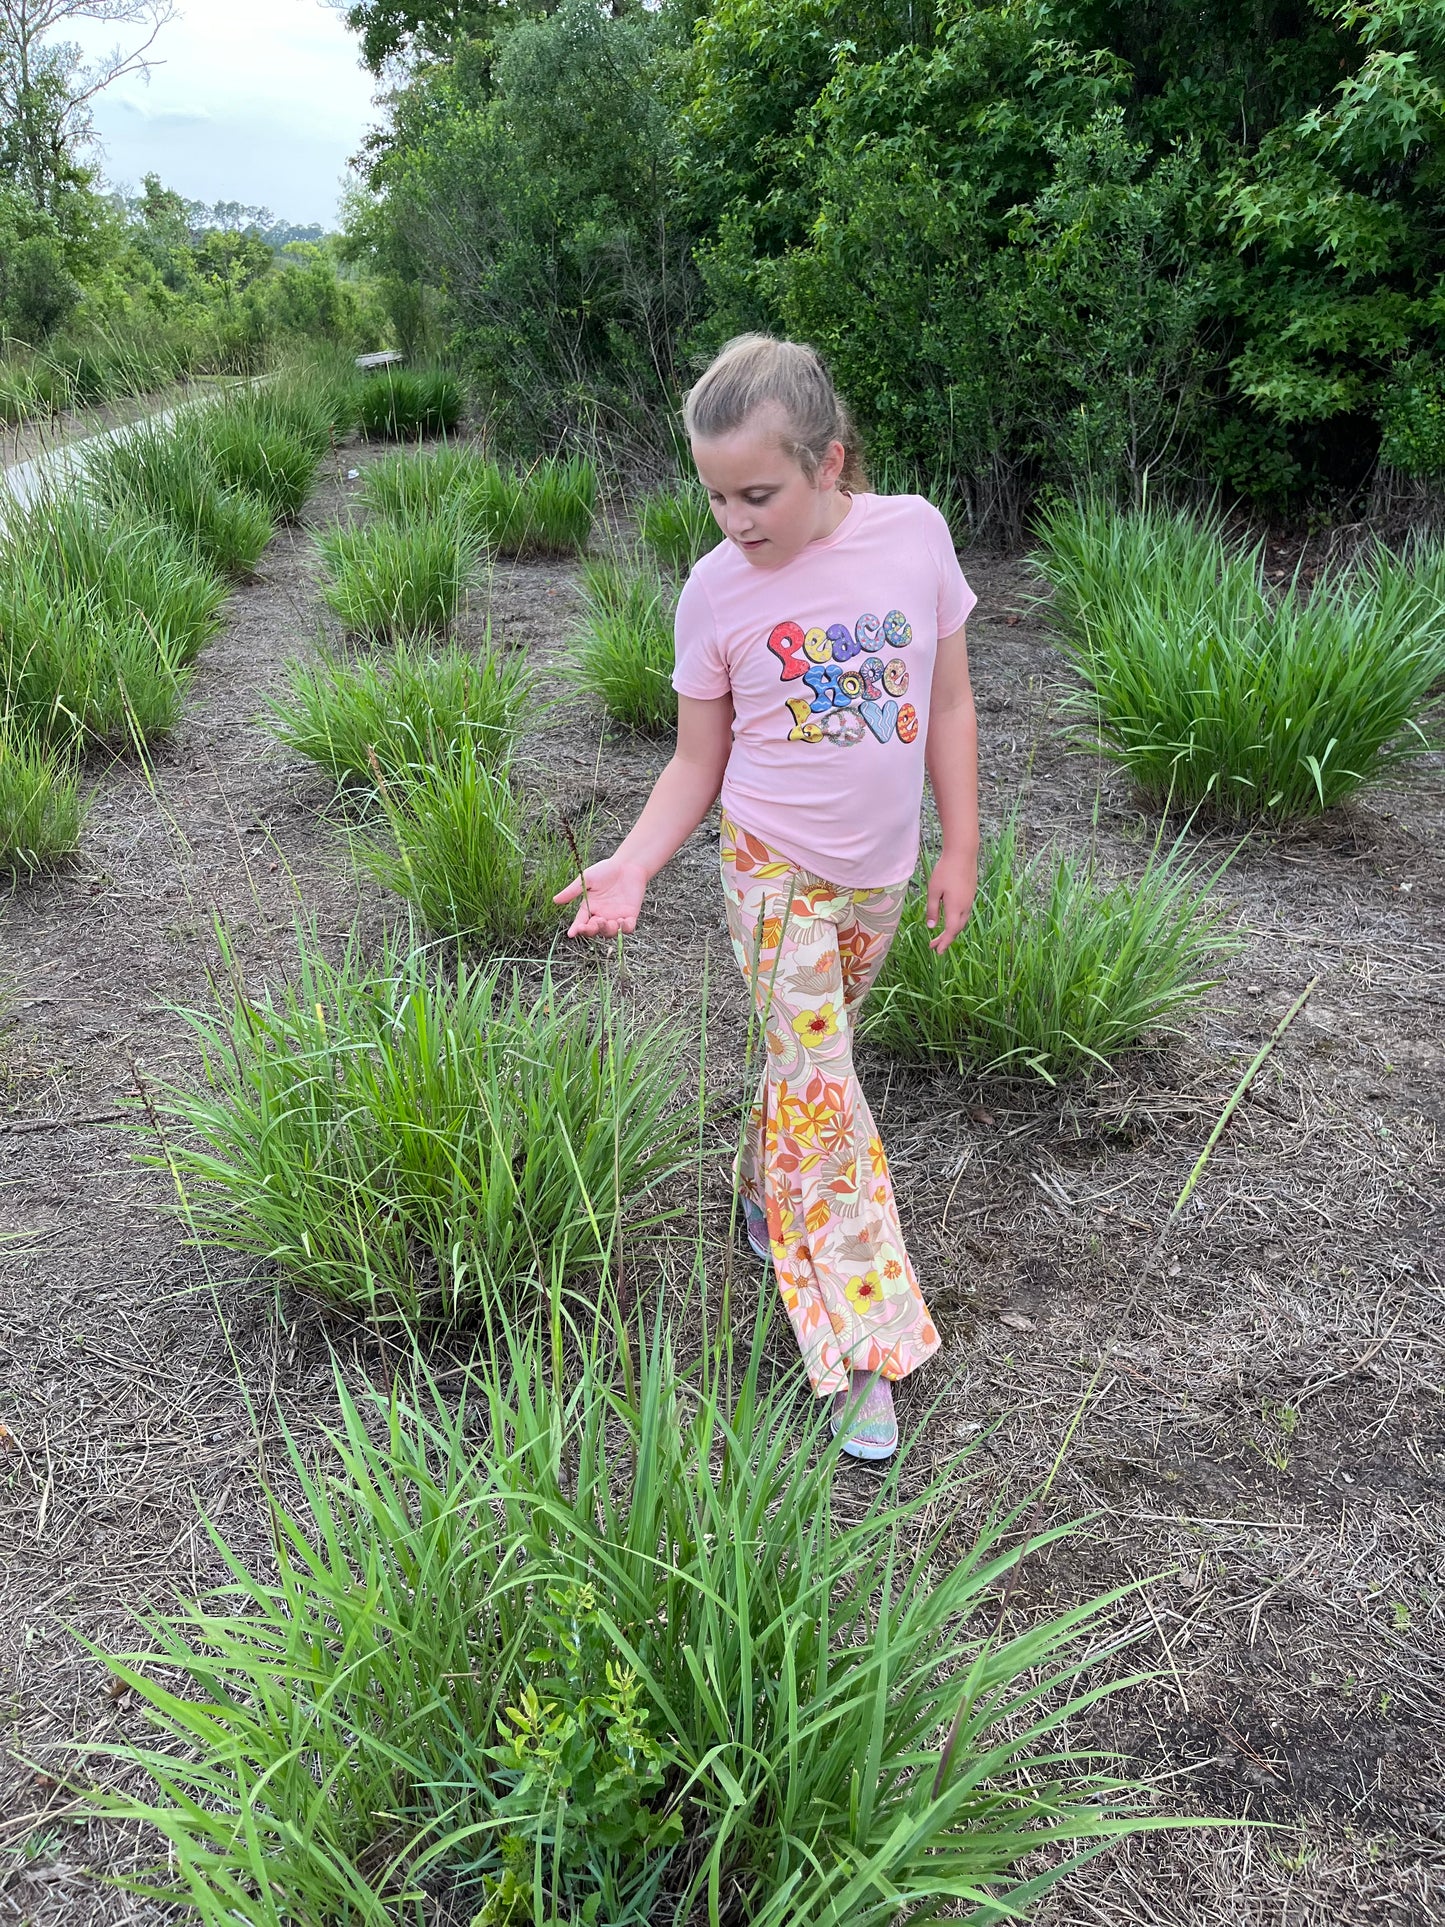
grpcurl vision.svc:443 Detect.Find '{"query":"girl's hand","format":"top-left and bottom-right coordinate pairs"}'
top-left (925, 849), bottom-right (977, 953)
top-left (554, 855), bottom-right (650, 939)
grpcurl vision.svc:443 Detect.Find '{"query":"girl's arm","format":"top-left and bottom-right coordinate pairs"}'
top-left (924, 623), bottom-right (979, 952)
top-left (555, 693), bottom-right (735, 938)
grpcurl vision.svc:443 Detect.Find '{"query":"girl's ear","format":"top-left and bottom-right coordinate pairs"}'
top-left (817, 438), bottom-right (847, 490)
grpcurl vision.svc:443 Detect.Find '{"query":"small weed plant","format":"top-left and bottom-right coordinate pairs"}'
top-left (0, 732), bottom-right (84, 870)
top-left (572, 556), bottom-right (677, 731)
top-left (637, 481), bottom-right (722, 573)
top-left (362, 448), bottom-right (595, 557)
top-left (315, 516), bottom-right (482, 641)
top-left (354, 754), bottom-right (578, 946)
top-left (1033, 498), bottom-right (1445, 822)
top-left (86, 420), bottom-right (274, 578)
top-left (863, 814), bottom-right (1236, 1081)
top-left (356, 367), bottom-right (462, 440)
top-left (267, 635), bottom-right (534, 791)
top-left (86, 1298), bottom-right (1158, 1925)
top-left (150, 928), bottom-right (690, 1322)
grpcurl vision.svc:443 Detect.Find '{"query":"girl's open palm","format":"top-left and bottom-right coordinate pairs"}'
top-left (555, 855), bottom-right (649, 938)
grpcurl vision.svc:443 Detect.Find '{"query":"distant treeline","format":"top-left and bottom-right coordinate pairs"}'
top-left (339, 0), bottom-right (1445, 533)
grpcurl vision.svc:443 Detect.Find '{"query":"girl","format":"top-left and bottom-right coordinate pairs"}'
top-left (556, 335), bottom-right (979, 1461)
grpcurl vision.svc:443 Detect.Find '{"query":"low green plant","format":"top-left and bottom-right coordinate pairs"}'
top-left (1033, 498), bottom-right (1445, 822)
top-left (863, 814), bottom-right (1236, 1081)
top-left (84, 1296), bottom-right (1158, 1925)
top-left (0, 732), bottom-right (85, 870)
top-left (636, 481), bottom-right (722, 573)
top-left (500, 453), bottom-right (594, 557)
top-left (181, 404), bottom-right (321, 521)
top-left (85, 420), bottom-right (275, 578)
top-left (359, 444), bottom-right (490, 524)
top-left (149, 928), bottom-right (690, 1322)
top-left (354, 754), bottom-right (578, 947)
top-left (315, 515), bottom-right (482, 641)
top-left (360, 449), bottom-right (595, 558)
top-left (357, 367), bottom-right (462, 440)
top-left (267, 635), bottom-right (534, 790)
top-left (571, 556), bottom-right (677, 731)
top-left (7, 490), bottom-right (227, 668)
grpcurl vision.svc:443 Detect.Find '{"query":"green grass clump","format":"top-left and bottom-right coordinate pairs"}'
top-left (11, 490), bottom-right (227, 669)
top-left (0, 733), bottom-right (85, 871)
top-left (180, 404), bottom-right (321, 522)
top-left (356, 367), bottom-right (462, 440)
top-left (87, 1296), bottom-right (1153, 1925)
top-left (315, 515), bottom-right (482, 642)
top-left (863, 815), bottom-right (1235, 1082)
top-left (267, 635), bottom-right (534, 790)
top-left (1033, 498), bottom-right (1445, 823)
top-left (355, 754), bottom-right (577, 947)
top-left (361, 447), bottom-right (595, 557)
top-left (0, 493), bottom-right (217, 751)
top-left (85, 420), bottom-right (275, 578)
top-left (152, 929), bottom-right (690, 1322)
top-left (636, 481), bottom-right (722, 573)
top-left (572, 556), bottom-right (677, 731)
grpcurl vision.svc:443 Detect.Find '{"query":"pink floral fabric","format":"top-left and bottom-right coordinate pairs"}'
top-left (720, 812), bottom-right (941, 1396)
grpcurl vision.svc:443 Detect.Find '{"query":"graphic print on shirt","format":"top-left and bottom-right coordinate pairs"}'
top-left (766, 610), bottom-right (920, 747)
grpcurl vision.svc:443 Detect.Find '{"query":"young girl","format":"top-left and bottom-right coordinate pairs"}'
top-left (556, 335), bottom-right (979, 1461)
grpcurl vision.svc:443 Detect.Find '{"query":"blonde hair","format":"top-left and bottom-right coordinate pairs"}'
top-left (683, 333), bottom-right (868, 492)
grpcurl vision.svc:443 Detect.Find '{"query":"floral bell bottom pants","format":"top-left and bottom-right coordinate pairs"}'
top-left (720, 813), bottom-right (941, 1397)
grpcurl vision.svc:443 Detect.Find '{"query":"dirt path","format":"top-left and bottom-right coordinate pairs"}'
top-left (0, 447), bottom-right (1440, 1923)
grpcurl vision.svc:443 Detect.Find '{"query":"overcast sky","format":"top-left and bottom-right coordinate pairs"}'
top-left (68, 0), bottom-right (377, 225)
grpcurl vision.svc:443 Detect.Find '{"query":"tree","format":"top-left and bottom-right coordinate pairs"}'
top-left (0, 1), bottom-right (176, 207)
top-left (326, 0), bottom-right (542, 77)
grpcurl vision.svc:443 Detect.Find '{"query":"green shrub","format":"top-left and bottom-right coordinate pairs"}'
top-left (86, 421), bottom-right (275, 578)
top-left (354, 753), bottom-right (578, 947)
top-left (358, 444), bottom-right (490, 523)
top-left (266, 635), bottom-right (534, 790)
top-left (572, 556), bottom-right (677, 731)
top-left (636, 481), bottom-right (721, 573)
top-left (151, 929), bottom-right (690, 1322)
top-left (359, 447), bottom-right (595, 557)
top-left (87, 1299), bottom-right (1153, 1925)
top-left (0, 593), bottom-right (191, 751)
top-left (863, 814), bottom-right (1235, 1082)
top-left (0, 733), bottom-right (85, 870)
top-left (498, 452), bottom-right (595, 556)
top-left (1033, 498), bottom-right (1445, 822)
top-left (315, 515), bottom-right (482, 642)
top-left (356, 366), bottom-right (462, 440)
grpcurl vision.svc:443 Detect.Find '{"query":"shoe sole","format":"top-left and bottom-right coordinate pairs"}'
top-left (830, 1419), bottom-right (898, 1462)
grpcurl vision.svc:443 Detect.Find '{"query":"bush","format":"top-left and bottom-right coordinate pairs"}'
top-left (358, 444), bottom-right (490, 523)
top-left (862, 814), bottom-right (1235, 1082)
top-left (571, 556), bottom-right (677, 731)
top-left (356, 366), bottom-right (462, 439)
top-left (267, 635), bottom-right (535, 791)
top-left (152, 929), bottom-right (691, 1322)
top-left (636, 481), bottom-right (721, 573)
top-left (1033, 499), bottom-right (1445, 822)
top-left (315, 515), bottom-right (482, 641)
top-left (496, 452), bottom-right (595, 556)
top-left (0, 733), bottom-right (85, 871)
top-left (86, 420), bottom-right (275, 578)
top-left (354, 753), bottom-right (578, 947)
top-left (88, 1299), bottom-right (1153, 1925)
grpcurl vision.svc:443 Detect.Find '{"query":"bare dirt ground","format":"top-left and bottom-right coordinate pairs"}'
top-left (0, 438), bottom-right (1440, 1924)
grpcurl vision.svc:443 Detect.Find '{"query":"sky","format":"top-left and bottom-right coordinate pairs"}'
top-left (67, 0), bottom-right (377, 226)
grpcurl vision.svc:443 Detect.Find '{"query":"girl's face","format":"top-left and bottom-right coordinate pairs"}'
top-left (692, 405), bottom-right (848, 569)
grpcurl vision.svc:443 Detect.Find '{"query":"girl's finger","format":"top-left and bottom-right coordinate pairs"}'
top-left (554, 875), bottom-right (584, 906)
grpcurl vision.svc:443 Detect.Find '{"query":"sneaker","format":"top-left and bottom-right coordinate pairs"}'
top-left (741, 1197), bottom-right (771, 1263)
top-left (830, 1371), bottom-right (898, 1461)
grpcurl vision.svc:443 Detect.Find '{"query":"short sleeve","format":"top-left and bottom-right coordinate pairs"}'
top-left (925, 502), bottom-right (976, 636)
top-left (672, 567), bottom-right (732, 698)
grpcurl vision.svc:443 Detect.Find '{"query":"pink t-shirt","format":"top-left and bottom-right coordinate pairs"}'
top-left (672, 491), bottom-right (976, 887)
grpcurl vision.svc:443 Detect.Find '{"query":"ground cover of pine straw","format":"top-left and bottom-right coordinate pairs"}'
top-left (0, 437), bottom-right (1440, 1925)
